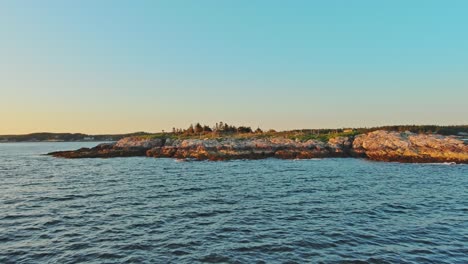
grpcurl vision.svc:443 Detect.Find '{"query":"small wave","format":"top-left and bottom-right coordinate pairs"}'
top-left (423, 162), bottom-right (464, 165)
top-left (164, 241), bottom-right (202, 249)
top-left (43, 219), bottom-right (62, 226)
top-left (66, 242), bottom-right (90, 251)
top-left (2, 214), bottom-right (47, 220)
top-left (199, 253), bottom-right (233, 263)
top-left (234, 244), bottom-right (294, 253)
top-left (172, 250), bottom-right (190, 256)
top-left (118, 243), bottom-right (153, 251)
top-left (175, 158), bottom-right (198, 162)
top-left (186, 209), bottom-right (232, 218)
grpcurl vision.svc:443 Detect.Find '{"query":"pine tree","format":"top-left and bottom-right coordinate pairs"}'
top-left (187, 124), bottom-right (195, 134)
top-left (195, 123), bottom-right (203, 133)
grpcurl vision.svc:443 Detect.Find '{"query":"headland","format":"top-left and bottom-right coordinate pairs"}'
top-left (46, 124), bottom-right (468, 164)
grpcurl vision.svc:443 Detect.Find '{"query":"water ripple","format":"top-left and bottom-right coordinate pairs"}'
top-left (0, 142), bottom-right (467, 263)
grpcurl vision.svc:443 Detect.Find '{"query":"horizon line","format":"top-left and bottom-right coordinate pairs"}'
top-left (2, 123), bottom-right (468, 136)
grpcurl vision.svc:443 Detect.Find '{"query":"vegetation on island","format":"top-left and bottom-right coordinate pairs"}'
top-left (140, 123), bottom-right (468, 142)
top-left (1, 123), bottom-right (467, 143)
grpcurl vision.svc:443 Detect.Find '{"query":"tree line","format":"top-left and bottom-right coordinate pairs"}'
top-left (290, 125), bottom-right (468, 136)
top-left (357, 125), bottom-right (468, 135)
top-left (172, 122), bottom-right (263, 135)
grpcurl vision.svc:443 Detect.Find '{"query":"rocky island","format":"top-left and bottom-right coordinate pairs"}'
top-left (48, 124), bottom-right (468, 164)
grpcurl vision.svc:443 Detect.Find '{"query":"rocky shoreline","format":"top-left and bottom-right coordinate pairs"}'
top-left (47, 130), bottom-right (468, 164)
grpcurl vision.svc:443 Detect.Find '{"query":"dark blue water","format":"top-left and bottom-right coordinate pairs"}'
top-left (1, 143), bottom-right (467, 263)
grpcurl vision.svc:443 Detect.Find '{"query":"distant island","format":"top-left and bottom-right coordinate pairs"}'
top-left (43, 123), bottom-right (468, 164)
top-left (0, 132), bottom-right (151, 143)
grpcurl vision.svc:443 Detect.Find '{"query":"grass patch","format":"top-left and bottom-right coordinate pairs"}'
top-left (133, 130), bottom-right (360, 142)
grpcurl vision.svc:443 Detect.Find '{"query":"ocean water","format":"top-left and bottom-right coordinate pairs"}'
top-left (0, 142), bottom-right (467, 264)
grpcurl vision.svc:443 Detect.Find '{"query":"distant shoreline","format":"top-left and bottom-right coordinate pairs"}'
top-left (2, 124), bottom-right (468, 143)
top-left (0, 140), bottom-right (115, 144)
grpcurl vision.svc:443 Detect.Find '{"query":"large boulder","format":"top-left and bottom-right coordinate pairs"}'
top-left (328, 136), bottom-right (353, 156)
top-left (115, 137), bottom-right (164, 149)
top-left (352, 130), bottom-right (468, 163)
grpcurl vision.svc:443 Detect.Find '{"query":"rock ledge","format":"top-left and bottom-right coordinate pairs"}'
top-left (48, 131), bottom-right (468, 164)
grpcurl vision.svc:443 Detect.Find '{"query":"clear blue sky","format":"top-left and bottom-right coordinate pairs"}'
top-left (1, 1), bottom-right (467, 134)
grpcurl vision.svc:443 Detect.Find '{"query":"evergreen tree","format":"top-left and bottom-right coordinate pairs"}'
top-left (195, 123), bottom-right (203, 133)
top-left (187, 124), bottom-right (195, 134)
